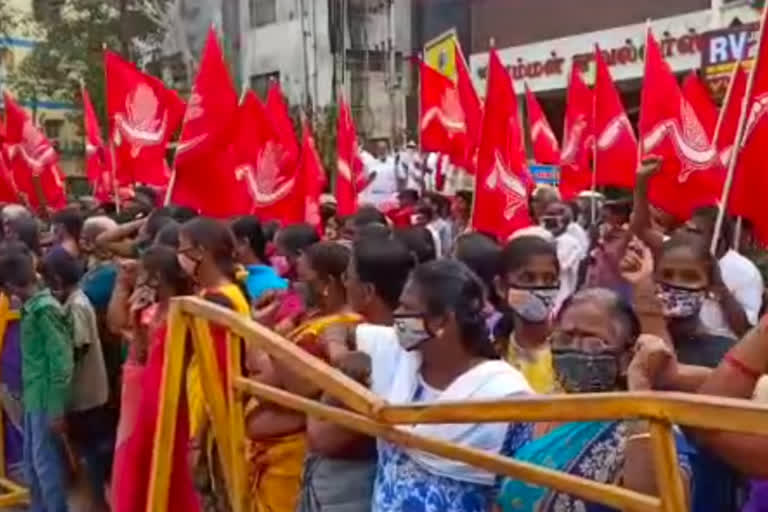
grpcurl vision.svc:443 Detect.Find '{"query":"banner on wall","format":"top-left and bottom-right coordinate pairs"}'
top-left (700, 23), bottom-right (759, 98)
top-left (529, 164), bottom-right (559, 186)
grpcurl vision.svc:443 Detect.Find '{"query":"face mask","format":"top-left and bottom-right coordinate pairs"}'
top-left (657, 284), bottom-right (706, 318)
top-left (552, 348), bottom-right (620, 393)
top-left (508, 287), bottom-right (559, 323)
top-left (394, 315), bottom-right (430, 350)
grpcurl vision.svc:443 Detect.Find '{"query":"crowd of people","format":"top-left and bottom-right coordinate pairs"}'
top-left (0, 157), bottom-right (767, 512)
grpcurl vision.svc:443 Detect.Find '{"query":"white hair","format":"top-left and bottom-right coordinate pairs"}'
top-left (507, 225), bottom-right (554, 243)
top-left (1, 204), bottom-right (31, 223)
top-left (82, 215), bottom-right (118, 238)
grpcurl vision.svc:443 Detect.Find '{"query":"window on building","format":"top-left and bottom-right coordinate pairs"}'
top-left (43, 119), bottom-right (64, 149)
top-left (250, 71), bottom-right (280, 100)
top-left (249, 0), bottom-right (277, 28)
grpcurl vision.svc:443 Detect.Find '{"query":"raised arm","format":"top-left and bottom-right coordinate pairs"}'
top-left (95, 218), bottom-right (145, 258)
top-left (629, 157), bottom-right (666, 254)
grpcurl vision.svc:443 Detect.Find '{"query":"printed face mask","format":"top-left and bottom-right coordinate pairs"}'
top-left (552, 348), bottom-right (620, 393)
top-left (507, 287), bottom-right (559, 323)
top-left (657, 283), bottom-right (706, 319)
top-left (394, 314), bottom-right (430, 350)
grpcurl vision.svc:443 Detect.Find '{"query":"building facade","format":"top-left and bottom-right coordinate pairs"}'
top-left (465, 0), bottom-right (760, 141)
top-left (0, 0), bottom-right (81, 175)
top-left (238, 0), bottom-right (414, 142)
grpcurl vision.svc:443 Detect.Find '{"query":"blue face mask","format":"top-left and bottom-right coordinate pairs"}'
top-left (394, 314), bottom-right (430, 350)
top-left (507, 286), bottom-right (559, 323)
top-left (656, 283), bottom-right (706, 319)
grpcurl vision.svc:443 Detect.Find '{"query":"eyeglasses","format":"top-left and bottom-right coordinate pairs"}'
top-left (549, 330), bottom-right (615, 353)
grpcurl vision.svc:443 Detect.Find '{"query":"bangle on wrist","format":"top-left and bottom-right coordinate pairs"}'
top-left (724, 353), bottom-right (762, 381)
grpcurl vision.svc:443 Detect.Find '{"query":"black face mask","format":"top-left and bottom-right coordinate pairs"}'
top-left (552, 348), bottom-right (620, 393)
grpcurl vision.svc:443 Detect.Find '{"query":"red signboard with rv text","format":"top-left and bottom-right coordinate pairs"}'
top-left (700, 23), bottom-right (759, 98)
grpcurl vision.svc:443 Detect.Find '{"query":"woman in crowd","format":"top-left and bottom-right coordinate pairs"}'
top-left (299, 235), bottom-right (415, 512)
top-left (253, 223), bottom-right (320, 335)
top-left (0, 242), bottom-right (26, 482)
top-left (177, 217), bottom-right (251, 512)
top-left (246, 241), bottom-right (361, 512)
top-left (321, 259), bottom-right (532, 512)
top-left (111, 245), bottom-right (198, 512)
top-left (496, 288), bottom-right (691, 512)
top-left (453, 232), bottom-right (502, 333)
top-left (653, 231), bottom-right (735, 367)
top-left (231, 216), bottom-right (287, 303)
top-left (494, 235), bottom-right (560, 393)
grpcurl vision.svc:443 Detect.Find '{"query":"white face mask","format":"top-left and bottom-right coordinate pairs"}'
top-left (394, 315), bottom-right (430, 350)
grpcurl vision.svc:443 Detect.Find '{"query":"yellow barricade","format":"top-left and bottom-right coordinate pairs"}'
top-left (146, 297), bottom-right (768, 512)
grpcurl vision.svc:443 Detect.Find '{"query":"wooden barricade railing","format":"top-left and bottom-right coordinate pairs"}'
top-left (147, 297), bottom-right (768, 512)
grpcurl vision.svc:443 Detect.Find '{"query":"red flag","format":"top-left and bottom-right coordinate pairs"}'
top-left (336, 94), bottom-right (364, 216)
top-left (419, 59), bottom-right (467, 163)
top-left (297, 119), bottom-right (326, 228)
top-left (472, 49), bottom-right (531, 241)
top-left (525, 85), bottom-right (560, 165)
top-left (171, 28), bottom-right (246, 217)
top-left (3, 92), bottom-right (67, 211)
top-left (639, 30), bottom-right (723, 221)
top-left (559, 65), bottom-right (594, 200)
top-left (682, 72), bottom-right (719, 140)
top-left (715, 63), bottom-right (748, 168)
top-left (82, 85), bottom-right (115, 203)
top-left (0, 121), bottom-right (19, 204)
top-left (594, 45), bottom-right (637, 189)
top-left (266, 82), bottom-right (300, 175)
top-left (455, 43), bottom-right (483, 172)
top-left (104, 51), bottom-right (184, 187)
top-left (0, 146), bottom-right (18, 204)
top-left (233, 91), bottom-right (300, 224)
top-left (731, 9), bottom-right (768, 244)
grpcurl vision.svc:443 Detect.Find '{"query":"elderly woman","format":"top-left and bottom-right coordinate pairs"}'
top-left (496, 288), bottom-right (692, 512)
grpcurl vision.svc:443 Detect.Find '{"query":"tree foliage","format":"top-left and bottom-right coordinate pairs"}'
top-left (5, 0), bottom-right (172, 129)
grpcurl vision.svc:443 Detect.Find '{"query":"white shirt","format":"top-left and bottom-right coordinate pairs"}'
top-left (554, 231), bottom-right (587, 314)
top-left (360, 155), bottom-right (398, 207)
top-left (567, 222), bottom-right (590, 254)
top-left (700, 249), bottom-right (764, 338)
top-left (397, 150), bottom-right (423, 191)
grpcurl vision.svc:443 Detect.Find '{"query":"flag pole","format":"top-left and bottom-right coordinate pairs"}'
top-left (101, 45), bottom-right (122, 213)
top-left (713, 61), bottom-right (741, 251)
top-left (590, 46), bottom-right (599, 226)
top-left (637, 20), bottom-right (652, 166)
top-left (713, 60), bottom-right (741, 145)
top-left (711, 7), bottom-right (768, 255)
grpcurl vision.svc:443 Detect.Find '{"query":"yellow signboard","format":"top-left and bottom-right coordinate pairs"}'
top-left (424, 29), bottom-right (459, 80)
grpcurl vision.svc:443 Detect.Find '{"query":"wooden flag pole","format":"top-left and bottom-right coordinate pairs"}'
top-left (712, 60), bottom-right (741, 146)
top-left (712, 62), bottom-right (741, 251)
top-left (711, 7), bottom-right (768, 255)
top-left (637, 20), bottom-right (652, 165)
top-left (591, 46), bottom-right (599, 226)
top-left (468, 38), bottom-right (494, 231)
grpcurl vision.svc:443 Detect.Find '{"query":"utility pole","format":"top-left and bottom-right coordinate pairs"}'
top-left (387, 0), bottom-right (397, 147)
top-left (311, 0), bottom-right (319, 119)
top-left (711, 0), bottom-right (723, 29)
top-left (299, 0), bottom-right (311, 112)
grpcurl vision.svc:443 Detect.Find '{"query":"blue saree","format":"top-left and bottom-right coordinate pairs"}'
top-left (497, 421), bottom-right (691, 512)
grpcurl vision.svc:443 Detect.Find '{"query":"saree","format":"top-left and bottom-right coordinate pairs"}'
top-left (248, 312), bottom-right (361, 512)
top-left (186, 283), bottom-right (250, 512)
top-left (111, 305), bottom-right (201, 512)
top-left (497, 421), bottom-right (630, 512)
top-left (0, 294), bottom-right (23, 482)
